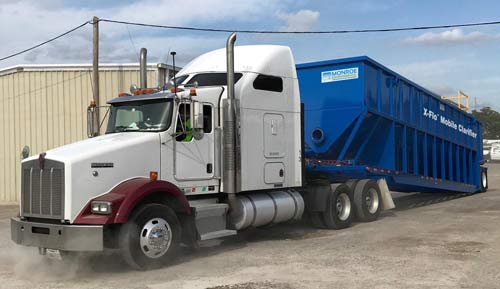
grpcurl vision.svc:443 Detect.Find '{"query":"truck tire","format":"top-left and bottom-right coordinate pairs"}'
top-left (353, 180), bottom-right (382, 222)
top-left (119, 203), bottom-right (181, 270)
top-left (322, 183), bottom-right (353, 229)
top-left (480, 170), bottom-right (488, 192)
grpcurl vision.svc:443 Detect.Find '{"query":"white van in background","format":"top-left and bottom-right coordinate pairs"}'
top-left (491, 143), bottom-right (500, 162)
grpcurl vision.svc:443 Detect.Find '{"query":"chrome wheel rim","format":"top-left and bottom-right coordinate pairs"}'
top-left (139, 217), bottom-right (172, 259)
top-left (366, 188), bottom-right (380, 214)
top-left (482, 173), bottom-right (487, 188)
top-left (336, 193), bottom-right (351, 221)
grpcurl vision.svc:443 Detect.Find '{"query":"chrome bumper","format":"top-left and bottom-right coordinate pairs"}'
top-left (11, 218), bottom-right (103, 251)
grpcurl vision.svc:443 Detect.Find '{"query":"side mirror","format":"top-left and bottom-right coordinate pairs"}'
top-left (87, 101), bottom-right (98, 138)
top-left (192, 101), bottom-right (204, 130)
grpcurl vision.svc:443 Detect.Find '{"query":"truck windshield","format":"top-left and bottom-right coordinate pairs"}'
top-left (106, 99), bottom-right (173, 133)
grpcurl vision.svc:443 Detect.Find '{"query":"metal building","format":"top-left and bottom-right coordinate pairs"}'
top-left (0, 63), bottom-right (176, 202)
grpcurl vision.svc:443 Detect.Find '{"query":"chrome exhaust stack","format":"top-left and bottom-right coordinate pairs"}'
top-left (140, 48), bottom-right (147, 88)
top-left (224, 32), bottom-right (237, 206)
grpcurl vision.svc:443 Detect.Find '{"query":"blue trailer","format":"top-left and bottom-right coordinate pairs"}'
top-left (297, 56), bottom-right (486, 194)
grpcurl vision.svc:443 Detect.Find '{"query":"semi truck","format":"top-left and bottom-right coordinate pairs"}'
top-left (11, 33), bottom-right (488, 270)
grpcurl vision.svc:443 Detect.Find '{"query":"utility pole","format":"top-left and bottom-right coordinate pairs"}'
top-left (92, 16), bottom-right (100, 136)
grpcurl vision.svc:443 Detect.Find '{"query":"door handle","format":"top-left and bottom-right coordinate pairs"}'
top-left (206, 163), bottom-right (213, 174)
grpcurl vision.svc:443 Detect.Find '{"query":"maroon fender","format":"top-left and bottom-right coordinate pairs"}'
top-left (73, 177), bottom-right (191, 225)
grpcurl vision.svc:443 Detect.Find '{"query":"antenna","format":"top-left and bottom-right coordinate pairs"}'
top-left (170, 51), bottom-right (177, 97)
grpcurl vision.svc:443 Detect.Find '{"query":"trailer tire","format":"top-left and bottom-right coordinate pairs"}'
top-left (353, 180), bottom-right (382, 222)
top-left (322, 184), bottom-right (353, 230)
top-left (480, 169), bottom-right (488, 193)
top-left (119, 203), bottom-right (181, 270)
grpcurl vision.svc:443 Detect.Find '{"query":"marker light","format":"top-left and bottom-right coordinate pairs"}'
top-left (150, 171), bottom-right (158, 181)
top-left (89, 100), bottom-right (97, 107)
top-left (170, 87), bottom-right (184, 93)
top-left (190, 89), bottom-right (197, 96)
top-left (90, 201), bottom-right (112, 215)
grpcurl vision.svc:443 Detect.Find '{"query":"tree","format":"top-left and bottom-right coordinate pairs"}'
top-left (471, 107), bottom-right (500, 139)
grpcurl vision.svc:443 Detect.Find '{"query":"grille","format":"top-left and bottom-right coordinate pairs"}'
top-left (21, 159), bottom-right (64, 219)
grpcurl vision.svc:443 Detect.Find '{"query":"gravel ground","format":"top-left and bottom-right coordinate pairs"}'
top-left (0, 164), bottom-right (499, 289)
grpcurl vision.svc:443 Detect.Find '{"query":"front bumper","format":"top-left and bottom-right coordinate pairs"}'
top-left (11, 218), bottom-right (104, 251)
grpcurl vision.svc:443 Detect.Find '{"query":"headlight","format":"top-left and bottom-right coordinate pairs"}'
top-left (91, 201), bottom-right (112, 215)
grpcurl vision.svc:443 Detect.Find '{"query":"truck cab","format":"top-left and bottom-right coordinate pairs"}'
top-left (11, 38), bottom-right (305, 269)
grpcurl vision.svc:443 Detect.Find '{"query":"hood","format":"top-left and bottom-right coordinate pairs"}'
top-left (27, 132), bottom-right (157, 164)
top-left (25, 132), bottom-right (162, 222)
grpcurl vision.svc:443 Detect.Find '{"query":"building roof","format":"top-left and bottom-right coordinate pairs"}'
top-left (0, 63), bottom-right (176, 77)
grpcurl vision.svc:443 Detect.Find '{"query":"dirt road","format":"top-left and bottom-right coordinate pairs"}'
top-left (0, 164), bottom-right (499, 289)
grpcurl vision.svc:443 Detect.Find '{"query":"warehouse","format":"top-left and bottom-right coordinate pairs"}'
top-left (0, 63), bottom-right (177, 202)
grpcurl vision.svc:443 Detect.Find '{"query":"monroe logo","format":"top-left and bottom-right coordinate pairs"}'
top-left (321, 67), bottom-right (359, 83)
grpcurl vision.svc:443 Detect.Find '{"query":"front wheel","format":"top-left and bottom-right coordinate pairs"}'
top-left (119, 203), bottom-right (181, 270)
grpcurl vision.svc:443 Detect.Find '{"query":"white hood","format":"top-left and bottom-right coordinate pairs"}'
top-left (25, 132), bottom-right (161, 222)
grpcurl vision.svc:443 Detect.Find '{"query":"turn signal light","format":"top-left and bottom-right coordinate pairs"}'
top-left (89, 100), bottom-right (97, 107)
top-left (190, 89), bottom-right (197, 96)
top-left (133, 88), bottom-right (155, 95)
top-left (150, 171), bottom-right (158, 181)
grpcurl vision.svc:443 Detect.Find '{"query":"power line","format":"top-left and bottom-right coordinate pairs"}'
top-left (99, 18), bottom-right (500, 34)
top-left (0, 21), bottom-right (90, 62)
top-left (2, 17), bottom-right (500, 62)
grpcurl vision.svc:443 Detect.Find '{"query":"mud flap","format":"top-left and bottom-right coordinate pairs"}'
top-left (377, 178), bottom-right (395, 210)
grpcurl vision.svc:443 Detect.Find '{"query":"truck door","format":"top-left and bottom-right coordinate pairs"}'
top-left (173, 103), bottom-right (216, 181)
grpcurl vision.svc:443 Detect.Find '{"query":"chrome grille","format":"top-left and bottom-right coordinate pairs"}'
top-left (21, 159), bottom-right (65, 219)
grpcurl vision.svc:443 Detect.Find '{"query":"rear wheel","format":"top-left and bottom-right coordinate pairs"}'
top-left (480, 169), bottom-right (488, 192)
top-left (322, 183), bottom-right (353, 229)
top-left (353, 180), bottom-right (382, 222)
top-left (119, 203), bottom-right (181, 270)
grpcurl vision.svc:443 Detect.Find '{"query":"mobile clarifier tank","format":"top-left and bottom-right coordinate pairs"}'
top-left (297, 56), bottom-right (486, 193)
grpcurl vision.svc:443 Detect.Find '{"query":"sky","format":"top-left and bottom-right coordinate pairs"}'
top-left (0, 0), bottom-right (499, 109)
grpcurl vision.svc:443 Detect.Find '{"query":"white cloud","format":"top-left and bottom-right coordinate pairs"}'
top-left (0, 0), bottom-right (286, 68)
top-left (404, 28), bottom-right (499, 46)
top-left (276, 9), bottom-right (320, 32)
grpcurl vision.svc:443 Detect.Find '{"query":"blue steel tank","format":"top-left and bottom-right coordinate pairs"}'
top-left (296, 56), bottom-right (483, 193)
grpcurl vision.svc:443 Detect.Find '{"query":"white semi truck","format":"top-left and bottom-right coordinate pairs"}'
top-left (11, 33), bottom-right (486, 270)
top-left (11, 34), bottom-right (314, 269)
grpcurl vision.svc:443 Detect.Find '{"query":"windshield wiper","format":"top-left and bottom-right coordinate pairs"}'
top-left (113, 126), bottom-right (140, 133)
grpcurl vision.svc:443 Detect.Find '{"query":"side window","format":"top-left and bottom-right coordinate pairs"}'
top-left (253, 74), bottom-right (283, 92)
top-left (176, 103), bottom-right (192, 142)
top-left (203, 105), bottom-right (212, 133)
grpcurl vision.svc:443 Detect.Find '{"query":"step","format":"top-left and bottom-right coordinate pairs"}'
top-left (191, 202), bottom-right (235, 240)
top-left (199, 229), bottom-right (237, 241)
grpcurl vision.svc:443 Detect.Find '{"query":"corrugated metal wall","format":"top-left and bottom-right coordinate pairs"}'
top-left (0, 66), bottom-right (159, 202)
